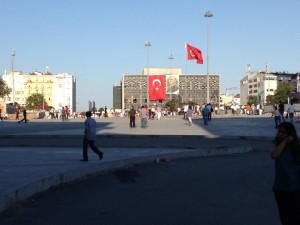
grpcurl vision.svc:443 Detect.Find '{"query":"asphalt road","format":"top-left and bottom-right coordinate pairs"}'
top-left (0, 151), bottom-right (281, 225)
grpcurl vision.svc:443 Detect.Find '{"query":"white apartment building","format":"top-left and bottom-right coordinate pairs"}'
top-left (54, 73), bottom-right (76, 113)
top-left (240, 66), bottom-right (299, 105)
top-left (2, 71), bottom-right (76, 113)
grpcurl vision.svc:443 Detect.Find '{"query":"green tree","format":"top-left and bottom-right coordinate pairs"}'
top-left (247, 96), bottom-right (258, 105)
top-left (25, 93), bottom-right (48, 110)
top-left (266, 94), bottom-right (276, 105)
top-left (0, 78), bottom-right (11, 98)
top-left (164, 98), bottom-right (180, 112)
top-left (274, 82), bottom-right (292, 103)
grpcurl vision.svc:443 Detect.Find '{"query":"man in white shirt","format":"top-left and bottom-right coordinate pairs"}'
top-left (81, 111), bottom-right (104, 162)
top-left (287, 102), bottom-right (296, 124)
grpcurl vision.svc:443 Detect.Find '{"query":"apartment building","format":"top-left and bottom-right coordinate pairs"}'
top-left (240, 65), bottom-right (299, 105)
top-left (2, 70), bottom-right (76, 113)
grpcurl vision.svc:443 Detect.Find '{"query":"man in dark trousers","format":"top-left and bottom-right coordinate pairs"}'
top-left (81, 111), bottom-right (104, 162)
top-left (128, 106), bottom-right (136, 128)
top-left (18, 108), bottom-right (27, 123)
top-left (278, 101), bottom-right (285, 123)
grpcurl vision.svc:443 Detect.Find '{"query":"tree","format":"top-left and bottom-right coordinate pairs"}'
top-left (247, 96), bottom-right (258, 105)
top-left (274, 82), bottom-right (292, 103)
top-left (164, 98), bottom-right (180, 112)
top-left (0, 78), bottom-right (11, 98)
top-left (25, 93), bottom-right (48, 110)
top-left (266, 94), bottom-right (276, 105)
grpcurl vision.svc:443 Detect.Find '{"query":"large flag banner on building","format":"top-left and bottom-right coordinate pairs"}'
top-left (148, 75), bottom-right (167, 100)
top-left (186, 43), bottom-right (203, 64)
top-left (166, 74), bottom-right (179, 95)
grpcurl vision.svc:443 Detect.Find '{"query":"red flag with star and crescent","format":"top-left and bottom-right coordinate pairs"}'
top-left (186, 43), bottom-right (203, 64)
top-left (148, 75), bottom-right (166, 100)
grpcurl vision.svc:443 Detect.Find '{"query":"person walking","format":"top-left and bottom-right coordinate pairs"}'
top-left (15, 108), bottom-right (20, 120)
top-left (0, 108), bottom-right (3, 122)
top-left (81, 111), bottom-right (104, 162)
top-left (207, 103), bottom-right (212, 121)
top-left (272, 106), bottom-right (281, 129)
top-left (287, 102), bottom-right (296, 124)
top-left (187, 105), bottom-right (193, 126)
top-left (202, 104), bottom-right (209, 125)
top-left (128, 106), bottom-right (136, 128)
top-left (271, 122), bottom-right (300, 225)
top-left (17, 108), bottom-right (27, 123)
top-left (278, 101), bottom-right (285, 123)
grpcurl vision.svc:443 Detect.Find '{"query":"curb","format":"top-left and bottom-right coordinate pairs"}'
top-left (0, 146), bottom-right (252, 214)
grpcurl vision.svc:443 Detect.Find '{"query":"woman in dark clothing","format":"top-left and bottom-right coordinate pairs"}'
top-left (271, 122), bottom-right (300, 225)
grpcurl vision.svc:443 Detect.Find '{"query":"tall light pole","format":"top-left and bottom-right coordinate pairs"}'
top-left (145, 41), bottom-right (152, 75)
top-left (145, 41), bottom-right (152, 106)
top-left (169, 54), bottom-right (174, 73)
top-left (204, 11), bottom-right (213, 104)
top-left (169, 54), bottom-right (174, 100)
top-left (11, 49), bottom-right (15, 104)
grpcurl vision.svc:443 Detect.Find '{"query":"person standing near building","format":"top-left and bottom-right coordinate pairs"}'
top-left (61, 107), bottom-right (66, 121)
top-left (140, 105), bottom-right (148, 128)
top-left (104, 106), bottom-right (108, 117)
top-left (17, 108), bottom-right (27, 123)
top-left (81, 111), bottom-right (104, 162)
top-left (65, 106), bottom-right (69, 120)
top-left (157, 105), bottom-right (162, 120)
top-left (128, 106), bottom-right (136, 128)
top-left (271, 122), bottom-right (300, 225)
top-left (287, 102), bottom-right (296, 124)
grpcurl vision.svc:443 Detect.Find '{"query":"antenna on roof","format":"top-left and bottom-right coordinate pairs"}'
top-left (265, 62), bottom-right (269, 73)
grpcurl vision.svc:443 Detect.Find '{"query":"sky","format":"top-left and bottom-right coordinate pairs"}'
top-left (1, 0), bottom-right (299, 111)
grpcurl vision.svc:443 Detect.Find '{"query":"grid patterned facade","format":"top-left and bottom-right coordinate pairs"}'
top-left (121, 74), bottom-right (220, 110)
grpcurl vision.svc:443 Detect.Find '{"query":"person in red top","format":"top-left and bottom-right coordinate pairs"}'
top-left (15, 108), bottom-right (20, 120)
top-left (65, 106), bottom-right (69, 119)
top-left (0, 108), bottom-right (3, 122)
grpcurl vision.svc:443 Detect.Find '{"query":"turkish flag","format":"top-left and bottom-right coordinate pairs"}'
top-left (148, 75), bottom-right (166, 100)
top-left (186, 43), bottom-right (203, 64)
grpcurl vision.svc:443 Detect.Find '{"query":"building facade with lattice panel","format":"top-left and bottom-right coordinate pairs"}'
top-left (120, 68), bottom-right (220, 110)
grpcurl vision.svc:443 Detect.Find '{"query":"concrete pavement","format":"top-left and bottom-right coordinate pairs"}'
top-left (0, 114), bottom-right (297, 214)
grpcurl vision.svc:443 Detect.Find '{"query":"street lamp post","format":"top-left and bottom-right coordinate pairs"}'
top-left (169, 54), bottom-right (174, 73)
top-left (145, 41), bottom-right (152, 75)
top-left (145, 41), bottom-right (152, 106)
top-left (204, 11), bottom-right (213, 104)
top-left (42, 89), bottom-right (44, 110)
top-left (169, 54), bottom-right (174, 100)
top-left (11, 49), bottom-right (15, 104)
